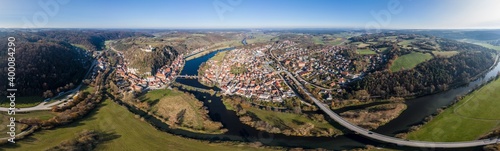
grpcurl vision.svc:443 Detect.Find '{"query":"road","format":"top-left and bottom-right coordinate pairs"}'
top-left (0, 97), bottom-right (72, 112)
top-left (294, 72), bottom-right (335, 91)
top-left (284, 69), bottom-right (500, 148)
top-left (266, 44), bottom-right (499, 148)
top-left (0, 59), bottom-right (97, 113)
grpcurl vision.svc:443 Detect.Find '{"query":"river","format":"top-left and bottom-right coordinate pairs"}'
top-left (375, 56), bottom-right (500, 136)
top-left (138, 49), bottom-right (500, 150)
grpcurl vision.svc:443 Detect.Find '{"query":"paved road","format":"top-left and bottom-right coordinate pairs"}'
top-left (294, 72), bottom-right (334, 91)
top-left (0, 60), bottom-right (97, 113)
top-left (284, 70), bottom-right (500, 148)
top-left (267, 43), bottom-right (500, 148)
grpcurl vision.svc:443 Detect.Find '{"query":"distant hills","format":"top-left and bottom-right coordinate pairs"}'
top-left (0, 35), bottom-right (91, 98)
top-left (32, 30), bottom-right (153, 51)
top-left (112, 32), bottom-right (243, 75)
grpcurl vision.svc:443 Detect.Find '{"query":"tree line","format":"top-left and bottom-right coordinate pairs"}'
top-left (34, 30), bottom-right (152, 51)
top-left (352, 51), bottom-right (496, 98)
top-left (0, 35), bottom-right (92, 98)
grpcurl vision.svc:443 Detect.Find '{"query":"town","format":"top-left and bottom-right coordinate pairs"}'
top-left (270, 40), bottom-right (388, 89)
top-left (111, 48), bottom-right (184, 92)
top-left (200, 45), bottom-right (296, 103)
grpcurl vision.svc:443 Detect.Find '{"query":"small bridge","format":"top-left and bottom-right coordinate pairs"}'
top-left (171, 82), bottom-right (220, 94)
top-left (176, 75), bottom-right (199, 79)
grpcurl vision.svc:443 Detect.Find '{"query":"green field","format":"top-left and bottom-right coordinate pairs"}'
top-left (186, 43), bottom-right (237, 61)
top-left (0, 111), bottom-right (57, 138)
top-left (210, 51), bottom-right (227, 65)
top-left (138, 88), bottom-right (175, 104)
top-left (139, 89), bottom-right (224, 134)
top-left (390, 52), bottom-right (433, 72)
top-left (312, 36), bottom-right (325, 45)
top-left (379, 47), bottom-right (390, 54)
top-left (326, 37), bottom-right (344, 45)
top-left (459, 39), bottom-right (500, 52)
top-left (72, 43), bottom-right (89, 50)
top-left (454, 79), bottom-right (500, 120)
top-left (0, 99), bottom-right (277, 151)
top-left (14, 111), bottom-right (57, 120)
top-left (357, 48), bottom-right (377, 55)
top-left (357, 43), bottom-right (370, 48)
top-left (398, 40), bottom-right (414, 46)
top-left (407, 78), bottom-right (500, 142)
top-left (474, 42), bottom-right (500, 51)
top-left (246, 34), bottom-right (277, 44)
top-left (81, 85), bottom-right (95, 94)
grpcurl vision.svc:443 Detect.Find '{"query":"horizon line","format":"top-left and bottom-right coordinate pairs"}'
top-left (2, 27), bottom-right (500, 31)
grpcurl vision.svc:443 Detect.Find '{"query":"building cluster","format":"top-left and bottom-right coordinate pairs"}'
top-left (140, 45), bottom-right (154, 52)
top-left (114, 51), bottom-right (184, 92)
top-left (200, 46), bottom-right (296, 102)
top-left (271, 41), bottom-right (387, 89)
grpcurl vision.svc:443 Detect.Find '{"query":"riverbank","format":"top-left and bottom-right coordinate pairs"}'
top-left (0, 99), bottom-right (281, 151)
top-left (222, 96), bottom-right (342, 137)
top-left (128, 88), bottom-right (226, 134)
top-left (373, 53), bottom-right (500, 142)
top-left (340, 103), bottom-right (407, 130)
top-left (175, 47), bottom-right (498, 150)
top-left (195, 50), bottom-right (344, 137)
top-left (185, 46), bottom-right (235, 61)
top-left (369, 53), bottom-right (499, 102)
top-left (405, 75), bottom-right (500, 142)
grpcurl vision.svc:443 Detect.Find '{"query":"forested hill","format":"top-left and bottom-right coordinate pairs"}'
top-left (33, 30), bottom-right (153, 51)
top-left (110, 32), bottom-right (244, 75)
top-left (0, 33), bottom-right (93, 98)
top-left (407, 30), bottom-right (500, 41)
top-left (353, 51), bottom-right (495, 98)
top-left (120, 44), bottom-right (179, 75)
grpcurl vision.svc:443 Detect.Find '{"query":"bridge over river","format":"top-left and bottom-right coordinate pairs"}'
top-left (176, 75), bottom-right (199, 79)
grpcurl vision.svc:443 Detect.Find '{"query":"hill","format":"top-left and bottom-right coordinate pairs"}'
top-left (349, 33), bottom-right (498, 98)
top-left (111, 32), bottom-right (244, 75)
top-left (0, 33), bottom-right (93, 99)
top-left (34, 30), bottom-right (152, 51)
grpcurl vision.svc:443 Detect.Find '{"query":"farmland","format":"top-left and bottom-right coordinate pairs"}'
top-left (390, 52), bottom-right (433, 72)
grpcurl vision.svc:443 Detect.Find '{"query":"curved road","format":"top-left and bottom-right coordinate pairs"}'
top-left (0, 59), bottom-right (97, 113)
top-left (284, 70), bottom-right (500, 148)
top-left (268, 43), bottom-right (499, 148)
top-left (0, 100), bottom-right (64, 112)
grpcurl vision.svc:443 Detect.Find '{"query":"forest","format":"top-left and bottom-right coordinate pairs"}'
top-left (345, 33), bottom-right (498, 98)
top-left (437, 38), bottom-right (497, 52)
top-left (33, 30), bottom-right (152, 51)
top-left (0, 34), bottom-right (92, 97)
top-left (488, 40), bottom-right (500, 46)
top-left (353, 51), bottom-right (495, 98)
top-left (0, 30), bottom-right (150, 98)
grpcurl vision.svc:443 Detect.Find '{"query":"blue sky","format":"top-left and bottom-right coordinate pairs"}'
top-left (1, 0), bottom-right (499, 29)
